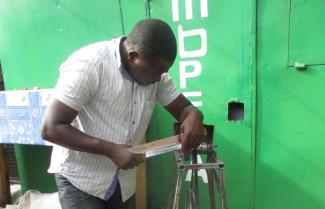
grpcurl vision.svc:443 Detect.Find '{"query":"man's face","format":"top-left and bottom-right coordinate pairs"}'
top-left (127, 56), bottom-right (173, 86)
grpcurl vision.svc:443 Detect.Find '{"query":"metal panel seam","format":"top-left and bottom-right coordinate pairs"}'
top-left (252, 0), bottom-right (258, 208)
top-left (118, 0), bottom-right (125, 35)
top-left (287, 0), bottom-right (293, 67)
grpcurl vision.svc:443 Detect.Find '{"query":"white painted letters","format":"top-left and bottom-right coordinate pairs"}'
top-left (172, 0), bottom-right (208, 21)
top-left (172, 0), bottom-right (208, 108)
top-left (178, 25), bottom-right (207, 58)
top-left (180, 60), bottom-right (202, 88)
top-left (183, 92), bottom-right (203, 107)
top-left (185, 155), bottom-right (208, 183)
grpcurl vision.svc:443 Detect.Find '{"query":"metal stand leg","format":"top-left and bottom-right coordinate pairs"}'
top-left (191, 151), bottom-right (200, 209)
top-left (167, 149), bottom-right (228, 209)
top-left (173, 169), bottom-right (186, 209)
top-left (216, 167), bottom-right (228, 209)
top-left (169, 123), bottom-right (229, 209)
top-left (207, 169), bottom-right (216, 209)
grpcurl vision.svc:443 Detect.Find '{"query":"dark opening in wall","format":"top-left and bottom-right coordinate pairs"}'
top-left (228, 101), bottom-right (244, 121)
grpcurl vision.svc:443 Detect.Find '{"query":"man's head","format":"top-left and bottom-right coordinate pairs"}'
top-left (121, 19), bottom-right (177, 85)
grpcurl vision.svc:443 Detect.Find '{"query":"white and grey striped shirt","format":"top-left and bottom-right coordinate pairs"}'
top-left (48, 37), bottom-right (180, 201)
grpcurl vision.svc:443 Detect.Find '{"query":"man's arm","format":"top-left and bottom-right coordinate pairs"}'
top-left (41, 99), bottom-right (144, 169)
top-left (164, 94), bottom-right (204, 153)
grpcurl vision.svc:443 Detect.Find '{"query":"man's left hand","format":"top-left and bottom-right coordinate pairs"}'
top-left (164, 94), bottom-right (205, 153)
top-left (179, 108), bottom-right (204, 154)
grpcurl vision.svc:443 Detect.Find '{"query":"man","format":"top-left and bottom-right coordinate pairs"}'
top-left (41, 19), bottom-right (204, 209)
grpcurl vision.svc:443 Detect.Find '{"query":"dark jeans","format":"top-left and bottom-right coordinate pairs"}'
top-left (55, 174), bottom-right (135, 209)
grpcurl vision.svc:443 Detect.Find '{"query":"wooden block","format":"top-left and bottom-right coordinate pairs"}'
top-left (0, 145), bottom-right (11, 207)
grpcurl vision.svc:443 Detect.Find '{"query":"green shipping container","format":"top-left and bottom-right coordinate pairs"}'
top-left (0, 0), bottom-right (324, 209)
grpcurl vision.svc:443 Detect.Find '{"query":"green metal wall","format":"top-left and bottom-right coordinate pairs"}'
top-left (1, 1), bottom-right (256, 207)
top-left (145, 1), bottom-right (255, 209)
top-left (0, 0), bottom-right (124, 89)
top-left (255, 0), bottom-right (325, 208)
top-left (0, 0), bottom-right (125, 193)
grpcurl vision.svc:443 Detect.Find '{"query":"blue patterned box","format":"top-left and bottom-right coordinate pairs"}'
top-left (0, 89), bottom-right (53, 145)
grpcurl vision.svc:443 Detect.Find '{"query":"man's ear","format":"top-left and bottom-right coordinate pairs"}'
top-left (128, 50), bottom-right (138, 61)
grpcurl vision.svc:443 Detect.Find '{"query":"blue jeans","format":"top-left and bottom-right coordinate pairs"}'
top-left (55, 174), bottom-right (135, 209)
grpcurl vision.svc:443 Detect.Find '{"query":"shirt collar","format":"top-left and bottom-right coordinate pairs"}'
top-left (114, 36), bottom-right (134, 82)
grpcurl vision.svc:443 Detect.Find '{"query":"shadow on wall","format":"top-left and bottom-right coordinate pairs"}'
top-left (212, 131), bottom-right (325, 209)
top-left (254, 72), bottom-right (325, 208)
top-left (145, 98), bottom-right (325, 209)
top-left (253, 129), bottom-right (325, 209)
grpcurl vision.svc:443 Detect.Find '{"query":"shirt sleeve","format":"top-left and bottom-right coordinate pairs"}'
top-left (54, 57), bottom-right (101, 111)
top-left (157, 73), bottom-right (181, 107)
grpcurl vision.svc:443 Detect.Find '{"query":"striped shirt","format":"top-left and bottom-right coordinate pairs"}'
top-left (48, 37), bottom-right (180, 201)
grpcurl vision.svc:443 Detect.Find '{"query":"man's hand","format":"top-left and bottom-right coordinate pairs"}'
top-left (179, 107), bottom-right (204, 153)
top-left (164, 94), bottom-right (205, 154)
top-left (108, 144), bottom-right (145, 170)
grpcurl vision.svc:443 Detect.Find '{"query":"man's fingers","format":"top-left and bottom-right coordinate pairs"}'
top-left (130, 152), bottom-right (145, 165)
top-left (181, 143), bottom-right (187, 153)
top-left (178, 134), bottom-right (182, 143)
top-left (194, 133), bottom-right (203, 148)
top-left (131, 160), bottom-right (140, 168)
top-left (180, 125), bottom-right (205, 153)
top-left (121, 162), bottom-right (131, 170)
top-left (120, 154), bottom-right (144, 170)
top-left (133, 156), bottom-right (144, 167)
top-left (134, 153), bottom-right (145, 163)
top-left (181, 135), bottom-right (190, 153)
top-left (122, 161), bottom-right (137, 170)
top-left (188, 133), bottom-right (197, 150)
top-left (182, 132), bottom-right (203, 153)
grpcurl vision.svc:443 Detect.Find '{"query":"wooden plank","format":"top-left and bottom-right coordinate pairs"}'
top-left (0, 145), bottom-right (11, 207)
top-left (130, 135), bottom-right (180, 155)
top-left (136, 139), bottom-right (147, 209)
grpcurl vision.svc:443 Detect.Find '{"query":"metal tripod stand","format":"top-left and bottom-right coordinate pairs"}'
top-left (166, 124), bottom-right (228, 209)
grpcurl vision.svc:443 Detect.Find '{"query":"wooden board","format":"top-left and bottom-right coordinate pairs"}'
top-left (0, 145), bottom-right (11, 207)
top-left (130, 135), bottom-right (180, 156)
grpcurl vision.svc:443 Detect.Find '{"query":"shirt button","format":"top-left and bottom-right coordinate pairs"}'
top-left (132, 121), bottom-right (135, 125)
top-left (134, 101), bottom-right (137, 104)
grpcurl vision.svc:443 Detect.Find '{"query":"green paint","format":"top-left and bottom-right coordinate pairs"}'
top-left (146, 0), bottom-right (255, 209)
top-left (0, 0), bottom-right (124, 193)
top-left (119, 0), bottom-right (149, 34)
top-left (0, 0), bottom-right (123, 89)
top-left (288, 0), bottom-right (325, 66)
top-left (0, 0), bottom-right (256, 207)
top-left (1, 0), bottom-right (324, 208)
top-left (256, 0), bottom-right (325, 208)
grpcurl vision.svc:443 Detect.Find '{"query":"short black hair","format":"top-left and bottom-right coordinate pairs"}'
top-left (126, 19), bottom-right (177, 62)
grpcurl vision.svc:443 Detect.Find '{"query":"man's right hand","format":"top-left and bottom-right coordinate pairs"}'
top-left (108, 144), bottom-right (145, 170)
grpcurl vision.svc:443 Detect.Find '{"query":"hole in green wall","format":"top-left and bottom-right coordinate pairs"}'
top-left (228, 101), bottom-right (244, 121)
